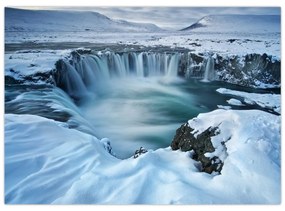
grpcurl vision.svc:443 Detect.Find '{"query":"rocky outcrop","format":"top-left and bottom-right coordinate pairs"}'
top-left (214, 53), bottom-right (280, 87)
top-left (171, 123), bottom-right (224, 174)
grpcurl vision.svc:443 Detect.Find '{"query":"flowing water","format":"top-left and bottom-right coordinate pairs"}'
top-left (78, 76), bottom-right (278, 158)
top-left (5, 51), bottom-right (280, 159)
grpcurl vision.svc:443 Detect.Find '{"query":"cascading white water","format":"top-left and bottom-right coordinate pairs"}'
top-left (52, 51), bottom-right (229, 158)
top-left (166, 53), bottom-right (180, 77)
top-left (202, 56), bottom-right (215, 82)
top-left (57, 52), bottom-right (184, 98)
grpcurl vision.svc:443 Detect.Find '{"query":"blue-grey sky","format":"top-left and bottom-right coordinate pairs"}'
top-left (17, 7), bottom-right (281, 29)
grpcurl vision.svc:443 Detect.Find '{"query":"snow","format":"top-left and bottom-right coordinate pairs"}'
top-left (226, 98), bottom-right (244, 106)
top-left (217, 88), bottom-right (281, 114)
top-left (181, 15), bottom-right (280, 34)
top-left (4, 7), bottom-right (281, 205)
top-left (5, 8), bottom-right (162, 33)
top-left (5, 9), bottom-right (280, 58)
top-left (5, 50), bottom-right (71, 82)
top-left (217, 105), bottom-right (231, 110)
top-left (137, 32), bottom-right (280, 58)
top-left (5, 109), bottom-right (281, 204)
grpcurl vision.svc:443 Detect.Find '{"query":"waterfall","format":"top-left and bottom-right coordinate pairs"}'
top-left (166, 53), bottom-right (180, 77)
top-left (53, 51), bottom-right (220, 99)
top-left (201, 56), bottom-right (215, 82)
top-left (54, 51), bottom-right (185, 98)
top-left (55, 60), bottom-right (89, 99)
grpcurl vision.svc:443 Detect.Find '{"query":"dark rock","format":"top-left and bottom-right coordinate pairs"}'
top-left (214, 53), bottom-right (280, 87)
top-left (189, 42), bottom-right (202, 47)
top-left (133, 147), bottom-right (148, 159)
top-left (227, 39), bottom-right (239, 43)
top-left (5, 75), bottom-right (22, 85)
top-left (171, 123), bottom-right (223, 174)
top-left (24, 71), bottom-right (54, 85)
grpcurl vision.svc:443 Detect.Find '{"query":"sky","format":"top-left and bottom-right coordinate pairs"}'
top-left (15, 6), bottom-right (281, 30)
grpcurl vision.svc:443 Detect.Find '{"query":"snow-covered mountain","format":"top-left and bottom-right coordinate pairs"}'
top-left (181, 15), bottom-right (280, 33)
top-left (5, 7), bottom-right (163, 32)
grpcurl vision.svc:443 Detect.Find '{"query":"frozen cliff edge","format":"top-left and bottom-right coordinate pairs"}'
top-left (5, 48), bottom-right (281, 92)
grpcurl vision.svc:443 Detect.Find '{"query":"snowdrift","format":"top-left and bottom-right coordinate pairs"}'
top-left (5, 109), bottom-right (280, 204)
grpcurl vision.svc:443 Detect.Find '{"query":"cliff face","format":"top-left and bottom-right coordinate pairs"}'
top-left (177, 52), bottom-right (280, 88)
top-left (214, 53), bottom-right (280, 88)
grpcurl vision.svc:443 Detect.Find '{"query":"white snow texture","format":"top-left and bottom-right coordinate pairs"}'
top-left (5, 109), bottom-right (281, 204)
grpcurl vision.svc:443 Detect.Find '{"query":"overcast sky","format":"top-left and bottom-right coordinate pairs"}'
top-left (16, 7), bottom-right (281, 30)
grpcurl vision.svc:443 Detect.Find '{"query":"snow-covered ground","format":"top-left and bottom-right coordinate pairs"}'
top-left (5, 49), bottom-right (71, 82)
top-left (5, 31), bottom-right (280, 58)
top-left (5, 8), bottom-right (280, 58)
top-left (5, 8), bottom-right (162, 33)
top-left (5, 109), bottom-right (280, 204)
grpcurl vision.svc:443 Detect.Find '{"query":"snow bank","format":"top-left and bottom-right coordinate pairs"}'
top-left (217, 88), bottom-right (280, 114)
top-left (5, 114), bottom-right (119, 204)
top-left (5, 109), bottom-right (280, 204)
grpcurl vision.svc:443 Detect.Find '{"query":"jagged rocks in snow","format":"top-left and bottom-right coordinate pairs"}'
top-left (171, 123), bottom-right (224, 174)
top-left (214, 53), bottom-right (280, 88)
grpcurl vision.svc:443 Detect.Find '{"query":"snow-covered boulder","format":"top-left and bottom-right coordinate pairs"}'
top-left (171, 124), bottom-right (224, 174)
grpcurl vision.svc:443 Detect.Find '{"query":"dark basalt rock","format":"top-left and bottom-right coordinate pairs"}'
top-left (171, 123), bottom-right (223, 174)
top-left (215, 53), bottom-right (280, 87)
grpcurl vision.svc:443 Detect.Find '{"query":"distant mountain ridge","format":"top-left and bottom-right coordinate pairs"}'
top-left (5, 7), bottom-right (163, 32)
top-left (181, 14), bottom-right (280, 33)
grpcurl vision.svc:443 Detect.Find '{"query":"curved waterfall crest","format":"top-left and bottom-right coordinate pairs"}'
top-left (52, 49), bottom-right (280, 99)
top-left (54, 50), bottom-right (193, 98)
